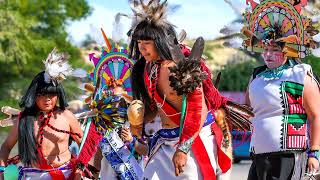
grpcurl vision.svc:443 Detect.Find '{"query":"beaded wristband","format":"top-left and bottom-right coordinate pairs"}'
top-left (177, 137), bottom-right (194, 154)
top-left (0, 166), bottom-right (4, 173)
top-left (307, 150), bottom-right (320, 161)
top-left (128, 136), bottom-right (137, 150)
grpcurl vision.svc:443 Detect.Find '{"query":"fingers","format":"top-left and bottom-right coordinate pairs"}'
top-left (175, 166), bottom-right (180, 176)
top-left (120, 128), bottom-right (133, 142)
top-left (308, 158), bottom-right (319, 174)
top-left (121, 128), bottom-right (130, 136)
top-left (174, 163), bottom-right (184, 176)
top-left (173, 159), bottom-right (185, 176)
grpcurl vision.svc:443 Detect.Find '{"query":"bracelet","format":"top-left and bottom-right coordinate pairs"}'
top-left (177, 137), bottom-right (194, 154)
top-left (307, 149), bottom-right (320, 161)
top-left (128, 136), bottom-right (137, 151)
top-left (0, 166), bottom-right (4, 173)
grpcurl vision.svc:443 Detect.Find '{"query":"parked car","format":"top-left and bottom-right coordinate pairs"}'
top-left (232, 130), bottom-right (251, 163)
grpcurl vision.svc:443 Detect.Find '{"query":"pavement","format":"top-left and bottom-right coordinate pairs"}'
top-left (231, 160), bottom-right (251, 180)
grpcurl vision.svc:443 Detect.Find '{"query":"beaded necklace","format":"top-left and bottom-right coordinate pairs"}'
top-left (148, 60), bottom-right (163, 111)
top-left (36, 110), bottom-right (81, 166)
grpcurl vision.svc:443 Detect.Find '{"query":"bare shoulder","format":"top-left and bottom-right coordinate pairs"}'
top-left (59, 109), bottom-right (78, 123)
top-left (304, 73), bottom-right (320, 94)
top-left (60, 109), bottom-right (74, 117)
top-left (161, 60), bottom-right (176, 68)
top-left (160, 60), bottom-right (176, 77)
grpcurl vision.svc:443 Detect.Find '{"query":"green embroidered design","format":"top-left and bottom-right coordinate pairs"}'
top-left (280, 81), bottom-right (307, 150)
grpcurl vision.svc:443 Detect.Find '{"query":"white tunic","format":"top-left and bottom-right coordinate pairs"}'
top-left (249, 64), bottom-right (311, 154)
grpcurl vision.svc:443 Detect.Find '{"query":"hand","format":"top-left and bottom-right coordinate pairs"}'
top-left (308, 157), bottom-right (319, 174)
top-left (172, 149), bottom-right (188, 176)
top-left (121, 128), bottom-right (133, 143)
top-left (74, 169), bottom-right (82, 180)
top-left (130, 124), bottom-right (143, 138)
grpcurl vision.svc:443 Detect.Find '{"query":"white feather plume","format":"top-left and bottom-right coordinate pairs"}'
top-left (220, 22), bottom-right (243, 35)
top-left (224, 0), bottom-right (248, 15)
top-left (311, 48), bottom-right (320, 57)
top-left (43, 48), bottom-right (72, 85)
top-left (72, 68), bottom-right (87, 78)
top-left (112, 13), bottom-right (124, 43)
top-left (90, 25), bottom-right (105, 47)
top-left (223, 37), bottom-right (244, 48)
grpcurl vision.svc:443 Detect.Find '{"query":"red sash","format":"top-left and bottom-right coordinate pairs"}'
top-left (144, 67), bottom-right (231, 179)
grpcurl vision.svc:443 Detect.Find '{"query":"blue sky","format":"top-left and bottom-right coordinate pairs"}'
top-left (67, 0), bottom-right (244, 45)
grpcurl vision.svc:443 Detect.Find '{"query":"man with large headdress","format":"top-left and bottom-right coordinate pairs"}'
top-left (123, 0), bottom-right (253, 179)
top-left (81, 26), bottom-right (144, 179)
top-left (227, 0), bottom-right (320, 179)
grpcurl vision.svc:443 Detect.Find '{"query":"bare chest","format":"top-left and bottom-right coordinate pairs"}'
top-left (34, 117), bottom-right (70, 143)
top-left (157, 69), bottom-right (182, 111)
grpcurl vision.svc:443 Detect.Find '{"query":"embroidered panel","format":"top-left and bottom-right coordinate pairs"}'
top-left (280, 81), bottom-right (307, 150)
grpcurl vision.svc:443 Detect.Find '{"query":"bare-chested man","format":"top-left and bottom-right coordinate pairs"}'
top-left (0, 50), bottom-right (83, 180)
top-left (125, 1), bottom-right (232, 179)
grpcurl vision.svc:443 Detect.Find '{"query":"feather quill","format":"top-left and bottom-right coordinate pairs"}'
top-left (127, 0), bottom-right (178, 35)
top-left (220, 22), bottom-right (244, 35)
top-left (223, 37), bottom-right (244, 48)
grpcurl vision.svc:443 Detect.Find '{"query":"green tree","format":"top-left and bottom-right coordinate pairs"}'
top-left (0, 0), bottom-right (91, 109)
top-left (214, 59), bottom-right (262, 91)
top-left (304, 56), bottom-right (320, 76)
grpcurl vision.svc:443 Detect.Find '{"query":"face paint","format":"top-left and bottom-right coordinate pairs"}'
top-left (262, 46), bottom-right (286, 69)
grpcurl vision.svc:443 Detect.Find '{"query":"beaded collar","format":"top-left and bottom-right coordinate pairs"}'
top-left (257, 60), bottom-right (296, 81)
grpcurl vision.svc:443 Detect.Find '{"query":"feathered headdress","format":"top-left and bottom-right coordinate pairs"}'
top-left (43, 48), bottom-right (72, 85)
top-left (124, 0), bottom-right (177, 36)
top-left (75, 27), bottom-right (136, 168)
top-left (43, 48), bottom-right (87, 85)
top-left (82, 26), bottom-right (136, 133)
top-left (240, 0), bottom-right (320, 58)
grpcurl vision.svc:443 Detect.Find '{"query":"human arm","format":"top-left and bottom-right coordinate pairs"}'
top-left (121, 127), bottom-right (148, 156)
top-left (163, 60), bottom-right (207, 176)
top-left (172, 86), bottom-right (207, 176)
top-left (303, 74), bottom-right (320, 173)
top-left (65, 110), bottom-right (83, 145)
top-left (0, 118), bottom-right (18, 180)
top-left (92, 148), bottom-right (102, 179)
top-left (245, 76), bottom-right (253, 106)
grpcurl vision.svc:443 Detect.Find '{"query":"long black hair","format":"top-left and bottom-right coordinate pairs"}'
top-left (129, 20), bottom-right (177, 117)
top-left (18, 71), bottom-right (68, 166)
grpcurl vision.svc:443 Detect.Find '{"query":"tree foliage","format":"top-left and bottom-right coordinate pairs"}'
top-left (214, 59), bottom-right (262, 92)
top-left (0, 0), bottom-right (91, 108)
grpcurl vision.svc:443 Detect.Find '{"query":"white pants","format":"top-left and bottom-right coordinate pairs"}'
top-left (143, 124), bottom-right (218, 180)
top-left (22, 163), bottom-right (72, 180)
top-left (99, 156), bottom-right (118, 180)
